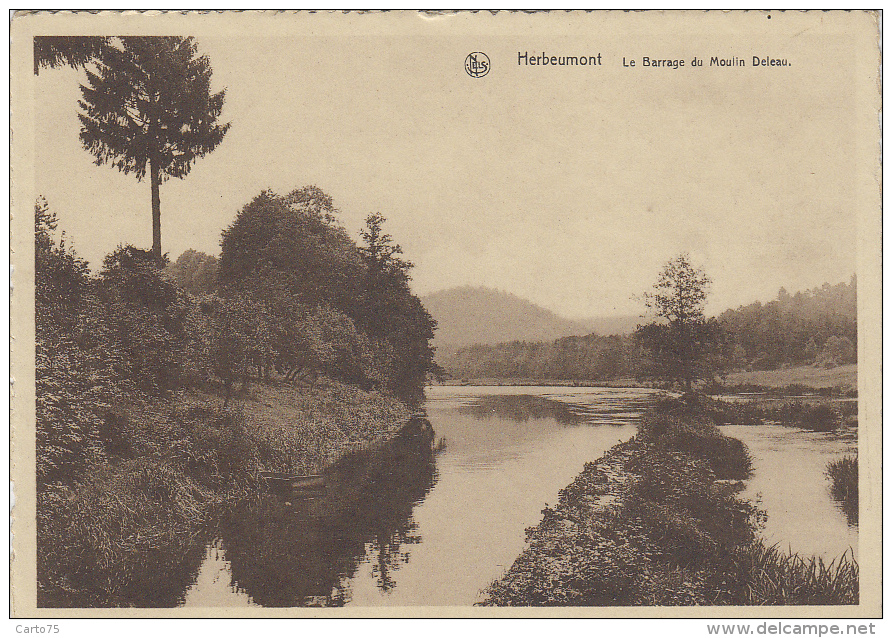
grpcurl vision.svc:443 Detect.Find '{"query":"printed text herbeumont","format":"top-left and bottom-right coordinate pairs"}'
top-left (518, 51), bottom-right (602, 66)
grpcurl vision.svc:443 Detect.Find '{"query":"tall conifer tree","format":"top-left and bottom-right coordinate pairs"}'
top-left (78, 36), bottom-right (230, 263)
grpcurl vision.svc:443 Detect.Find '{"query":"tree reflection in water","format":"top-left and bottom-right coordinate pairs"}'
top-left (217, 418), bottom-right (437, 606)
top-left (458, 394), bottom-right (582, 425)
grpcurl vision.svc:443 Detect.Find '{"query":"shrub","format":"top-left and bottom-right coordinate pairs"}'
top-left (638, 398), bottom-right (752, 480)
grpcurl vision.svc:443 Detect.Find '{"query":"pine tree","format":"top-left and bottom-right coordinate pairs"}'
top-left (34, 36), bottom-right (109, 75)
top-left (78, 36), bottom-right (230, 263)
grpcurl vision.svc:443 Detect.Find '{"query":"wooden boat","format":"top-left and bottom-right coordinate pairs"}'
top-left (260, 472), bottom-right (326, 498)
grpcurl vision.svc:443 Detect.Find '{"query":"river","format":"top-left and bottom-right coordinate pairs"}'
top-left (178, 386), bottom-right (857, 607)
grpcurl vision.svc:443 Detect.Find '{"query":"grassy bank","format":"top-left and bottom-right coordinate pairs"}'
top-left (37, 379), bottom-right (410, 607)
top-left (719, 364), bottom-right (857, 394)
top-left (480, 395), bottom-right (858, 606)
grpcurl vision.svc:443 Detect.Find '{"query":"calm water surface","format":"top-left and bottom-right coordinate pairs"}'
top-left (720, 422), bottom-right (857, 561)
top-left (181, 385), bottom-right (653, 607)
top-left (179, 387), bottom-right (857, 607)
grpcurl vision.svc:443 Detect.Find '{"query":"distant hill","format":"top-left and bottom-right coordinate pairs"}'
top-left (421, 286), bottom-right (639, 351)
top-left (433, 277), bottom-right (857, 383)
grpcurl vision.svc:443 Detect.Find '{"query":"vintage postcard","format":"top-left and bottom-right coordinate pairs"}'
top-left (9, 10), bottom-right (881, 619)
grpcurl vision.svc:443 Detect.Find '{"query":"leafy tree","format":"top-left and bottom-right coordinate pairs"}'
top-left (717, 278), bottom-right (856, 369)
top-left (78, 36), bottom-right (230, 263)
top-left (34, 36), bottom-right (108, 75)
top-left (635, 254), bottom-right (716, 392)
top-left (167, 249), bottom-right (218, 296)
top-left (357, 213), bottom-right (440, 399)
top-left (219, 189), bottom-right (439, 402)
top-left (218, 188), bottom-right (363, 310)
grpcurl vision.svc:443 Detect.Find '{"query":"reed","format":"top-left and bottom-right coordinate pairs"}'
top-left (826, 455), bottom-right (858, 525)
top-left (719, 543), bottom-right (859, 606)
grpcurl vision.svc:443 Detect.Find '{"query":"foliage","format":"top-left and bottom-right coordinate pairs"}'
top-left (218, 188), bottom-right (361, 309)
top-left (166, 249), bottom-right (218, 297)
top-left (702, 396), bottom-right (846, 432)
top-left (637, 402), bottom-right (752, 480)
top-left (717, 278), bottom-right (856, 370)
top-left (97, 246), bottom-right (207, 394)
top-left (635, 254), bottom-right (717, 392)
top-left (34, 36), bottom-right (108, 75)
top-left (716, 544), bottom-right (858, 605)
top-left (35, 200), bottom-right (118, 487)
top-left (818, 335), bottom-right (856, 368)
top-left (78, 36), bottom-right (229, 261)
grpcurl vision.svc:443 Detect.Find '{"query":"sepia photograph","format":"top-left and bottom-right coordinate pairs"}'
top-left (9, 10), bottom-right (882, 619)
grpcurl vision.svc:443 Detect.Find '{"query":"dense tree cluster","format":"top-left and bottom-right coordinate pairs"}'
top-left (717, 278), bottom-right (857, 370)
top-left (35, 186), bottom-right (438, 486)
top-left (217, 188), bottom-right (439, 403)
top-left (439, 334), bottom-right (633, 381)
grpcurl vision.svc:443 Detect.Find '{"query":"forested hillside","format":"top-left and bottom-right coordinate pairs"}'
top-left (718, 278), bottom-right (856, 370)
top-left (438, 279), bottom-right (857, 382)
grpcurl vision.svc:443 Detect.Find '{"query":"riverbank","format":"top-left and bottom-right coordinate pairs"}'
top-left (37, 379), bottom-right (410, 607)
top-left (480, 395), bottom-right (858, 606)
top-left (720, 364), bottom-right (857, 394)
top-left (437, 364), bottom-right (857, 394)
top-left (437, 377), bottom-right (645, 388)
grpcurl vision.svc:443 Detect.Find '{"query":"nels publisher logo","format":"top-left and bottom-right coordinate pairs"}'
top-left (465, 52), bottom-right (490, 78)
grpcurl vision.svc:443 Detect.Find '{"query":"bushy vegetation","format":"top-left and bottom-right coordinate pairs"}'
top-left (439, 333), bottom-right (632, 381)
top-left (702, 395), bottom-right (853, 432)
top-left (35, 194), bottom-right (423, 606)
top-left (217, 188), bottom-right (439, 403)
top-left (639, 396), bottom-right (752, 480)
top-left (481, 396), bottom-right (858, 606)
top-left (827, 456), bottom-right (858, 525)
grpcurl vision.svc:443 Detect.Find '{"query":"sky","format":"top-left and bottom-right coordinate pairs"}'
top-left (31, 13), bottom-right (871, 319)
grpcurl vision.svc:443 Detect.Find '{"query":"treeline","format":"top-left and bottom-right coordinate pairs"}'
top-left (36, 188), bottom-right (438, 488)
top-left (440, 334), bottom-right (634, 381)
top-left (438, 279), bottom-right (857, 382)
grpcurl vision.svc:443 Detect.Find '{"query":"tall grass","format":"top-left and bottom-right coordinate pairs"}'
top-left (37, 379), bottom-right (411, 607)
top-left (37, 459), bottom-right (216, 607)
top-left (827, 455), bottom-right (858, 525)
top-left (719, 544), bottom-right (858, 605)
